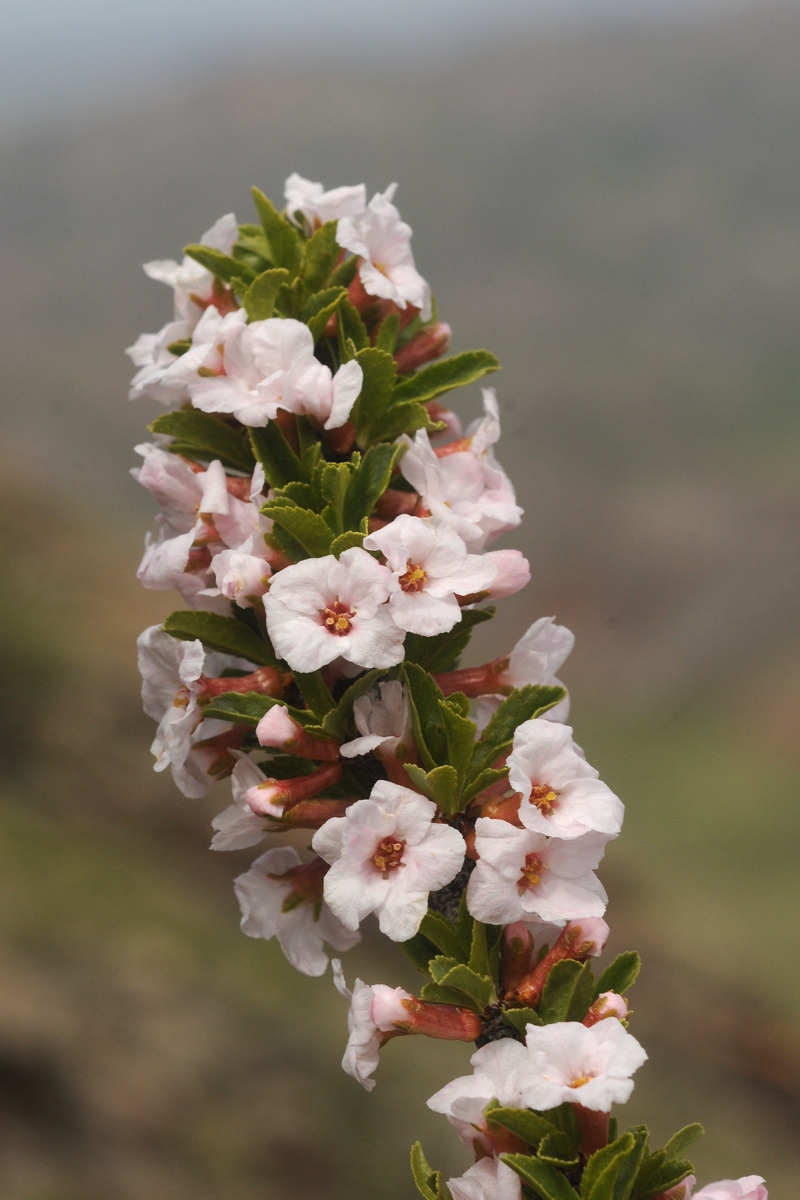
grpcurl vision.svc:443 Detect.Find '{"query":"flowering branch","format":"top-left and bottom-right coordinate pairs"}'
top-left (131, 173), bottom-right (768, 1200)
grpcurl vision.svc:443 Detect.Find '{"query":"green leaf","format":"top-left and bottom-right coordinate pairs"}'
top-left (249, 424), bottom-right (306, 489)
top-left (662, 1125), bottom-right (703, 1160)
top-left (351, 346), bottom-right (397, 442)
top-left (484, 1106), bottom-right (556, 1151)
top-left (631, 1155), bottom-right (695, 1200)
top-left (538, 1131), bottom-right (580, 1169)
top-left (292, 671), bottom-right (336, 718)
top-left (263, 499), bottom-right (334, 558)
top-left (410, 1142), bottom-right (452, 1200)
top-left (342, 442), bottom-right (404, 531)
top-left (428, 958), bottom-right (494, 1011)
top-left (251, 187), bottom-right (302, 277)
top-left (401, 932), bottom-right (439, 973)
top-left (242, 267), bottom-right (290, 321)
top-left (468, 919), bottom-right (492, 978)
top-left (337, 297), bottom-right (370, 356)
top-left (320, 668), bottom-right (386, 740)
top-left (149, 410), bottom-right (255, 473)
top-left (460, 767), bottom-right (510, 807)
top-left (419, 982), bottom-right (473, 1006)
top-left (302, 221), bottom-right (338, 292)
top-left (440, 701), bottom-right (477, 796)
top-left (581, 1134), bottom-right (637, 1200)
top-left (539, 960), bottom-right (597, 1025)
top-left (202, 691), bottom-right (309, 728)
top-left (404, 607), bottom-right (496, 673)
top-left (330, 529), bottom-right (366, 556)
top-left (419, 911), bottom-right (468, 962)
top-left (162, 611), bottom-right (278, 666)
top-left (375, 312), bottom-right (400, 353)
top-left (393, 350), bottom-right (500, 404)
top-left (304, 286), bottom-right (347, 343)
top-left (183, 244), bottom-right (256, 286)
top-left (403, 662), bottom-right (447, 769)
top-left (365, 399), bottom-right (442, 445)
top-left (329, 255), bottom-right (358, 289)
top-left (502, 1154), bottom-right (580, 1200)
top-left (467, 685), bottom-right (566, 782)
top-left (501, 1007), bottom-right (542, 1035)
top-left (403, 763), bottom-right (460, 815)
top-left (595, 953), bottom-right (641, 999)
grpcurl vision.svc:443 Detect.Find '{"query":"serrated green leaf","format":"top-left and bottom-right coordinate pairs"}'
top-left (429, 959), bottom-right (494, 1011)
top-left (468, 919), bottom-right (492, 978)
top-left (403, 763), bottom-right (460, 815)
top-left (149, 410), bottom-right (255, 473)
top-left (461, 767), bottom-right (510, 806)
top-left (242, 267), bottom-right (290, 321)
top-left (183, 244), bottom-right (256, 286)
top-left (337, 296), bottom-right (370, 356)
top-left (631, 1156), bottom-right (694, 1200)
top-left (581, 1134), bottom-right (637, 1200)
top-left (502, 1153), bottom-right (580, 1200)
top-left (364, 399), bottom-right (442, 445)
top-left (401, 932), bottom-right (439, 973)
top-left (393, 350), bottom-right (500, 404)
top-left (329, 255), bottom-right (358, 289)
top-left (543, 1104), bottom-right (580, 1144)
top-left (330, 529), bottom-right (366, 556)
top-left (538, 1131), bottom-right (580, 1169)
top-left (249, 424), bottom-right (306, 488)
top-left (405, 607), bottom-right (496, 673)
top-left (375, 312), bottom-right (400, 353)
top-left (202, 691), bottom-right (308, 728)
top-left (302, 221), bottom-right (338, 291)
top-left (320, 668), bottom-right (386, 740)
top-left (486, 1106), bottom-right (556, 1150)
top-left (662, 1125), bottom-right (703, 1160)
top-left (351, 345), bottom-right (397, 442)
top-left (595, 953), bottom-right (641, 999)
top-left (501, 1007), bottom-right (542, 1034)
top-left (440, 702), bottom-right (477, 795)
top-left (539, 960), bottom-right (596, 1025)
top-left (410, 1142), bottom-right (452, 1200)
top-left (162, 611), bottom-right (278, 666)
top-left (403, 662), bottom-right (447, 769)
top-left (419, 912), bottom-right (468, 962)
top-left (292, 670), bottom-right (336, 717)
top-left (251, 187), bottom-right (302, 277)
top-left (304, 286), bottom-right (347, 343)
top-left (467, 685), bottom-right (566, 782)
top-left (419, 982), bottom-right (472, 1006)
top-left (342, 441), bottom-right (404, 531)
top-left (263, 499), bottom-right (334, 558)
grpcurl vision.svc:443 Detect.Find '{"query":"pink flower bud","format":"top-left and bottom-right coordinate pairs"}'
top-left (584, 991), bottom-right (629, 1026)
top-left (246, 762), bottom-right (343, 817)
top-left (371, 985), bottom-right (415, 1031)
top-left (483, 549), bottom-right (531, 598)
top-left (509, 918), bottom-right (610, 1006)
top-left (256, 705), bottom-right (342, 761)
top-left (393, 322), bottom-right (452, 374)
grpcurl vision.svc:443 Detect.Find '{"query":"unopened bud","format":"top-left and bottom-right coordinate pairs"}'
top-left (393, 322), bottom-right (452, 374)
top-left (434, 657), bottom-right (510, 699)
top-left (256, 704), bottom-right (340, 761)
top-left (378, 994), bottom-right (482, 1042)
top-left (425, 401), bottom-right (462, 441)
top-left (509, 918), bottom-right (610, 1007)
top-left (374, 488), bottom-right (419, 522)
top-left (501, 922), bottom-right (534, 994)
top-left (196, 665), bottom-right (285, 703)
top-left (583, 991), bottom-right (629, 1027)
top-left (482, 550), bottom-right (531, 598)
top-left (265, 798), bottom-right (353, 830)
top-left (246, 761), bottom-right (343, 817)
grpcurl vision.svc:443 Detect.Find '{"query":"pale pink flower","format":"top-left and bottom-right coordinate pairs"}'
top-left (132, 444), bottom-right (228, 536)
top-left (693, 1180), bottom-right (767, 1200)
top-left (508, 720), bottom-right (624, 841)
top-left (482, 549), bottom-right (531, 598)
top-left (467, 819), bottom-right (609, 925)
top-left (337, 185), bottom-right (432, 318)
top-left (448, 1158), bottom-right (522, 1200)
top-left (284, 173), bottom-right (366, 227)
top-left (427, 1039), bottom-right (535, 1152)
top-left (339, 680), bottom-right (411, 759)
top-left (126, 320), bottom-right (193, 405)
top-left (142, 212), bottom-right (239, 326)
top-left (264, 548), bottom-right (403, 673)
top-left (186, 312), bottom-right (362, 429)
top-left (211, 754), bottom-right (272, 850)
top-left (520, 1019), bottom-right (647, 1112)
top-left (399, 390), bottom-right (521, 550)
top-left (312, 781), bottom-right (465, 941)
top-left (475, 616), bottom-right (575, 731)
top-left (209, 547), bottom-right (272, 608)
top-left (585, 992), bottom-right (630, 1025)
top-left (332, 959), bottom-right (413, 1091)
top-left (364, 515), bottom-right (497, 635)
top-left (234, 847), bottom-right (359, 976)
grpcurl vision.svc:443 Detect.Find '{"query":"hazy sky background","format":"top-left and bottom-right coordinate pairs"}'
top-left (4, 0), bottom-right (743, 127)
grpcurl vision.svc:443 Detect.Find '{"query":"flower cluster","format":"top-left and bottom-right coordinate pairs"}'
top-left (131, 176), bottom-right (768, 1200)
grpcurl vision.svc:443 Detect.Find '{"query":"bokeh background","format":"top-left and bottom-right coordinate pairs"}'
top-left (1, 0), bottom-right (799, 1196)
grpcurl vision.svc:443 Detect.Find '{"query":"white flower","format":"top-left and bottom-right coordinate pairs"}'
top-left (508, 720), bottom-right (624, 840)
top-left (186, 311), bottom-right (362, 429)
top-left (284, 173), bottom-right (366, 227)
top-left (332, 959), bottom-right (413, 1091)
top-left (399, 390), bottom-right (521, 550)
top-left (475, 616), bottom-right (575, 731)
top-left (363, 515), bottom-right (497, 635)
top-left (340, 680), bottom-right (411, 759)
top-left (142, 211), bottom-right (239, 326)
top-left (448, 1158), bottom-right (522, 1200)
top-left (264, 548), bottom-right (403, 673)
top-left (693, 1180), bottom-right (767, 1200)
top-left (467, 820), bottom-right (609, 925)
top-left (427, 1039), bottom-right (535, 1151)
top-left (312, 781), bottom-right (465, 941)
top-left (234, 847), bottom-right (359, 976)
top-left (211, 754), bottom-right (273, 850)
top-left (520, 1019), bottom-right (647, 1113)
top-left (337, 185), bottom-right (432, 319)
top-left (209, 547), bottom-right (272, 607)
top-left (126, 320), bottom-right (192, 405)
top-left (482, 549), bottom-right (531, 598)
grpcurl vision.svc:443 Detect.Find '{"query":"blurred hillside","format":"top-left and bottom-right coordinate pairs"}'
top-left (0, 2), bottom-right (799, 1197)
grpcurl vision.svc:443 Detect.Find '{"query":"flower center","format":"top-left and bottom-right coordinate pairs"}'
top-left (321, 600), bottom-right (356, 636)
top-left (399, 562), bottom-right (428, 593)
top-left (518, 852), bottom-right (546, 891)
top-left (373, 837), bottom-right (405, 876)
top-left (568, 1073), bottom-right (594, 1089)
top-left (529, 783), bottom-right (558, 814)
top-left (173, 687), bottom-right (191, 710)
top-left (374, 260), bottom-right (390, 277)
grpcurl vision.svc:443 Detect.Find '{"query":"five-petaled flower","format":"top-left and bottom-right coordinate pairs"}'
top-left (313, 781), bottom-right (465, 941)
top-left (284, 173), bottom-right (366, 228)
top-left (447, 1158), bottom-right (522, 1200)
top-left (336, 185), bottom-right (432, 318)
top-left (427, 1039), bottom-right (537, 1156)
top-left (519, 1019), bottom-right (648, 1112)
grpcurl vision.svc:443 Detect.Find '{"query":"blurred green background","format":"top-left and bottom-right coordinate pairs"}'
top-left (1, 2), bottom-right (799, 1197)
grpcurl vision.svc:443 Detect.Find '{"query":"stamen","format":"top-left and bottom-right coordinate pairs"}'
top-left (373, 837), bottom-right (405, 876)
top-left (399, 563), bottom-right (427, 593)
top-left (569, 1074), bottom-right (594, 1089)
top-left (322, 600), bottom-right (356, 636)
top-left (518, 852), bottom-right (545, 891)
top-left (530, 783), bottom-right (558, 814)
